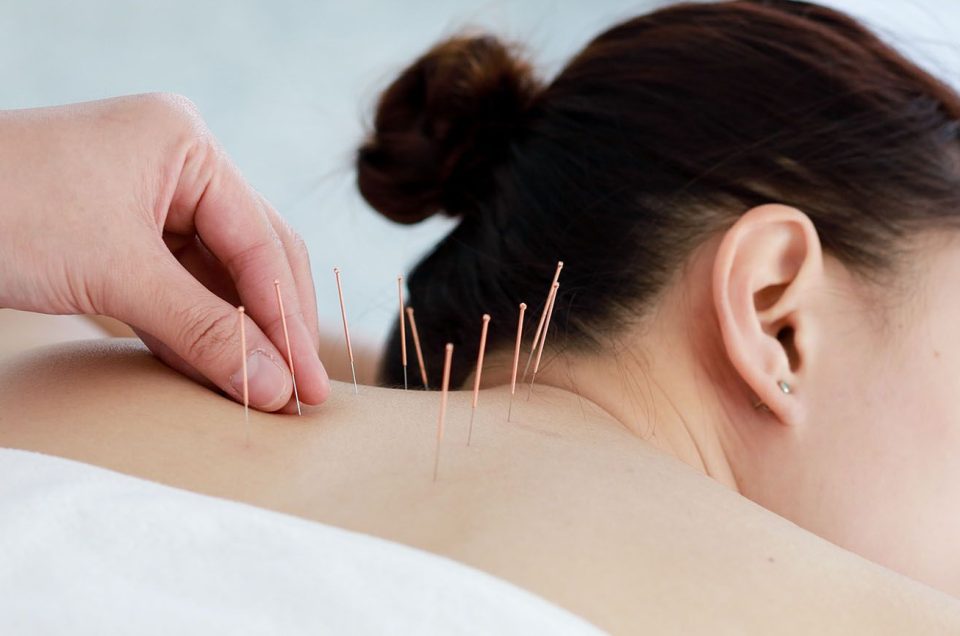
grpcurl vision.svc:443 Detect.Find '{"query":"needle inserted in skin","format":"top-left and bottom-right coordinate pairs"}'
top-left (507, 302), bottom-right (527, 422)
top-left (237, 306), bottom-right (250, 445)
top-left (521, 261), bottom-right (563, 383)
top-left (406, 307), bottom-right (429, 389)
top-left (334, 267), bottom-right (359, 395)
top-left (528, 282), bottom-right (559, 400)
top-left (397, 276), bottom-right (408, 390)
top-left (274, 280), bottom-right (301, 415)
top-left (467, 314), bottom-right (491, 446)
top-left (434, 343), bottom-right (454, 482)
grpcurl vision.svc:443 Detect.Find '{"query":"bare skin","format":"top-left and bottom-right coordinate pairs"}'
top-left (1, 336), bottom-right (958, 634)
top-left (5, 203), bottom-right (960, 631)
top-left (0, 95), bottom-right (330, 412)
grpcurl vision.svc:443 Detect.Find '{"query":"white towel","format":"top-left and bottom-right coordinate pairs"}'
top-left (0, 448), bottom-right (605, 635)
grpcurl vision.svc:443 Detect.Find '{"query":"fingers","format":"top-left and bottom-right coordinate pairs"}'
top-left (132, 326), bottom-right (217, 390)
top-left (162, 233), bottom-right (240, 305)
top-left (120, 251), bottom-right (295, 411)
top-left (141, 239), bottom-right (304, 413)
top-left (261, 200), bottom-right (321, 352)
top-left (169, 145), bottom-right (329, 406)
top-left (162, 231), bottom-right (318, 414)
top-left (135, 325), bottom-right (307, 415)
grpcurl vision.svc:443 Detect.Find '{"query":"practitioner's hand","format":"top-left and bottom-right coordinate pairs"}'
top-left (0, 94), bottom-right (329, 411)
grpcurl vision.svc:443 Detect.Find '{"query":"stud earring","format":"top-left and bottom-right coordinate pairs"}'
top-left (753, 379), bottom-right (792, 412)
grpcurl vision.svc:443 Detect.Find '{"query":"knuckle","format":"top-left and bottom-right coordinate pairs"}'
top-left (147, 92), bottom-right (201, 119)
top-left (224, 236), bottom-right (279, 279)
top-left (270, 213), bottom-right (310, 266)
top-left (270, 212), bottom-right (294, 241)
top-left (263, 307), bottom-right (304, 337)
top-left (141, 92), bottom-right (212, 144)
top-left (177, 305), bottom-right (236, 370)
top-left (289, 231), bottom-right (310, 262)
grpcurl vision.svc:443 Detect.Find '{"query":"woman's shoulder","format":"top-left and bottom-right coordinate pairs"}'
top-left (2, 338), bottom-right (960, 634)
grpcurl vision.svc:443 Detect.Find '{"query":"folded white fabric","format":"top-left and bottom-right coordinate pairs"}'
top-left (0, 448), bottom-right (604, 635)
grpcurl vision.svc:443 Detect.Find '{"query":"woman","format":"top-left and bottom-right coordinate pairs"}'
top-left (361, 0), bottom-right (960, 601)
top-left (3, 0), bottom-right (960, 632)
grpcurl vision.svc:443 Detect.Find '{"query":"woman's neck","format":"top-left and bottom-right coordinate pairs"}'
top-left (477, 282), bottom-right (743, 495)
top-left (502, 343), bottom-right (742, 493)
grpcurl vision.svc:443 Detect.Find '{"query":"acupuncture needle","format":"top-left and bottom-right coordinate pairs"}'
top-left (433, 343), bottom-right (454, 482)
top-left (334, 267), bottom-right (359, 395)
top-left (237, 306), bottom-right (250, 445)
top-left (467, 314), bottom-right (491, 446)
top-left (397, 276), bottom-right (408, 390)
top-left (406, 306), bottom-right (429, 389)
top-left (528, 282), bottom-right (559, 400)
top-left (521, 261), bottom-right (563, 384)
top-left (507, 302), bottom-right (527, 422)
top-left (274, 280), bottom-right (301, 415)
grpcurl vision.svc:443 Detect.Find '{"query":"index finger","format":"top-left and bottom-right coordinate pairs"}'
top-left (169, 147), bottom-right (330, 405)
top-left (260, 197), bottom-right (322, 353)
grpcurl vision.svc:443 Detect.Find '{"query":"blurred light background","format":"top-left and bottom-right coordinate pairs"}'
top-left (2, 0), bottom-right (958, 352)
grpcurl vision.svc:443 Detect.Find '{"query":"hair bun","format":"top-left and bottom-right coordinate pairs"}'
top-left (357, 34), bottom-right (541, 224)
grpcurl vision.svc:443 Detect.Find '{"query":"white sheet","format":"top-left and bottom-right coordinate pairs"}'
top-left (0, 448), bottom-right (605, 635)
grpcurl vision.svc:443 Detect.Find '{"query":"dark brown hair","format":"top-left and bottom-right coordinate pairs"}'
top-left (357, 0), bottom-right (960, 388)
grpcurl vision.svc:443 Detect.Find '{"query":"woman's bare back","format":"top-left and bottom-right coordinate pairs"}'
top-left (1, 338), bottom-right (957, 633)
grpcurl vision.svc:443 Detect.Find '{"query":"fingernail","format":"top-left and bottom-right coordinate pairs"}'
top-left (230, 350), bottom-right (289, 408)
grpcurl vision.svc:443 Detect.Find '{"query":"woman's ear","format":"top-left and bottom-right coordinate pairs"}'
top-left (711, 203), bottom-right (824, 425)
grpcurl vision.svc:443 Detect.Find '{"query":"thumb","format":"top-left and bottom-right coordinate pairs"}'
top-left (116, 252), bottom-right (293, 411)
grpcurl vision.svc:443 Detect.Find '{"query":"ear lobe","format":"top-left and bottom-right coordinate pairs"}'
top-left (711, 203), bottom-right (823, 425)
